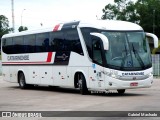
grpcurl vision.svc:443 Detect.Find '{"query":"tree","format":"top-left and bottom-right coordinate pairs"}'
top-left (102, 0), bottom-right (139, 23)
top-left (0, 15), bottom-right (12, 38)
top-left (135, 0), bottom-right (160, 36)
top-left (18, 26), bottom-right (28, 32)
top-left (101, 0), bottom-right (160, 37)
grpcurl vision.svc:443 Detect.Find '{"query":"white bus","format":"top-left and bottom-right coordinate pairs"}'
top-left (1, 20), bottom-right (158, 95)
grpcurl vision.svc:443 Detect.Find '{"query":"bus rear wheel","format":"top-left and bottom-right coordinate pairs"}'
top-left (78, 74), bottom-right (89, 95)
top-left (117, 89), bottom-right (125, 94)
top-left (18, 72), bottom-right (28, 89)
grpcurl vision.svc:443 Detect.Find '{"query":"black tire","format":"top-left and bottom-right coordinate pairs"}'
top-left (18, 72), bottom-right (28, 89)
top-left (78, 74), bottom-right (89, 95)
top-left (117, 89), bottom-right (125, 94)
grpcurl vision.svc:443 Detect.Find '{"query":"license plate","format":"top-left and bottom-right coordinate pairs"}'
top-left (130, 82), bottom-right (138, 86)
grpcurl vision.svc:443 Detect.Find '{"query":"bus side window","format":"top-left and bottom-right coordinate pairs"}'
top-left (2, 38), bottom-right (12, 54)
top-left (81, 28), bottom-right (99, 59)
top-left (92, 36), bottom-right (103, 65)
top-left (13, 36), bottom-right (24, 54)
top-left (64, 29), bottom-right (84, 55)
top-left (42, 38), bottom-right (50, 52)
top-left (24, 35), bottom-right (36, 53)
top-left (50, 31), bottom-right (64, 52)
top-left (36, 33), bottom-right (49, 52)
top-left (2, 38), bottom-right (13, 54)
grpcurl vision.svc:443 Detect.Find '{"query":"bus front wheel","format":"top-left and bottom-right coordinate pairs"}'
top-left (78, 74), bottom-right (88, 95)
top-left (117, 89), bottom-right (125, 94)
top-left (18, 72), bottom-right (28, 89)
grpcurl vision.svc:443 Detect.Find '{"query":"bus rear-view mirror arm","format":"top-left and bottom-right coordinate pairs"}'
top-left (146, 33), bottom-right (158, 48)
top-left (90, 32), bottom-right (109, 50)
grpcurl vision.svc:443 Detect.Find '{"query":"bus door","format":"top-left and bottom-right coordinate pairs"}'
top-left (89, 37), bottom-right (105, 90)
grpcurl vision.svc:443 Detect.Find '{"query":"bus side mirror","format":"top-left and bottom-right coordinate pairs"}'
top-left (146, 33), bottom-right (158, 48)
top-left (90, 32), bottom-right (109, 50)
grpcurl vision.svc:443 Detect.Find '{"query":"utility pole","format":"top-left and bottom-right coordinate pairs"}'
top-left (11, 0), bottom-right (15, 33)
top-left (21, 9), bottom-right (26, 26)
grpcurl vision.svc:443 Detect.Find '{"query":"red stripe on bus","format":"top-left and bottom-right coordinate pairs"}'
top-left (53, 24), bottom-right (60, 31)
top-left (46, 52), bottom-right (53, 62)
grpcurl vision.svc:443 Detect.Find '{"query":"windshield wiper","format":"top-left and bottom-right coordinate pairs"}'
top-left (120, 44), bottom-right (129, 70)
top-left (132, 44), bottom-right (145, 69)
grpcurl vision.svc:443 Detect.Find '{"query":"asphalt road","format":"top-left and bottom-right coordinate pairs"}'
top-left (0, 76), bottom-right (160, 120)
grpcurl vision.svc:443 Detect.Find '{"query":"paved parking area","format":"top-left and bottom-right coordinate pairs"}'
top-left (0, 76), bottom-right (160, 120)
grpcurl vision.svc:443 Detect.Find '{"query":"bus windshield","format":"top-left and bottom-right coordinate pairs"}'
top-left (102, 31), bottom-right (152, 71)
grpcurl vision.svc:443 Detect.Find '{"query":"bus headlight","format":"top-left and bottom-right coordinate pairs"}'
top-left (111, 74), bottom-right (120, 79)
top-left (109, 70), bottom-right (120, 79)
top-left (147, 72), bottom-right (153, 77)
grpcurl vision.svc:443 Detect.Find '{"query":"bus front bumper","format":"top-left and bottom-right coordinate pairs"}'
top-left (106, 76), bottom-right (153, 90)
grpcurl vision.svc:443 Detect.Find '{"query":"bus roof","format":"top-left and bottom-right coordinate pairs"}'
top-left (79, 20), bottom-right (143, 31)
top-left (2, 20), bottom-right (143, 38)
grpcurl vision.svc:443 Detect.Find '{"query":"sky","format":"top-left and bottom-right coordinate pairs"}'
top-left (0, 0), bottom-right (114, 32)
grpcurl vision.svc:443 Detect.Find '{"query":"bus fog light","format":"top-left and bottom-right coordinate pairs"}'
top-left (109, 82), bottom-right (112, 86)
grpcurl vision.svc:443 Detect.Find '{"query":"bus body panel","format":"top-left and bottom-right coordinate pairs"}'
top-left (2, 66), bottom-right (11, 82)
top-left (52, 66), bottom-right (67, 86)
top-left (37, 66), bottom-right (53, 85)
top-left (88, 64), bottom-right (105, 90)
